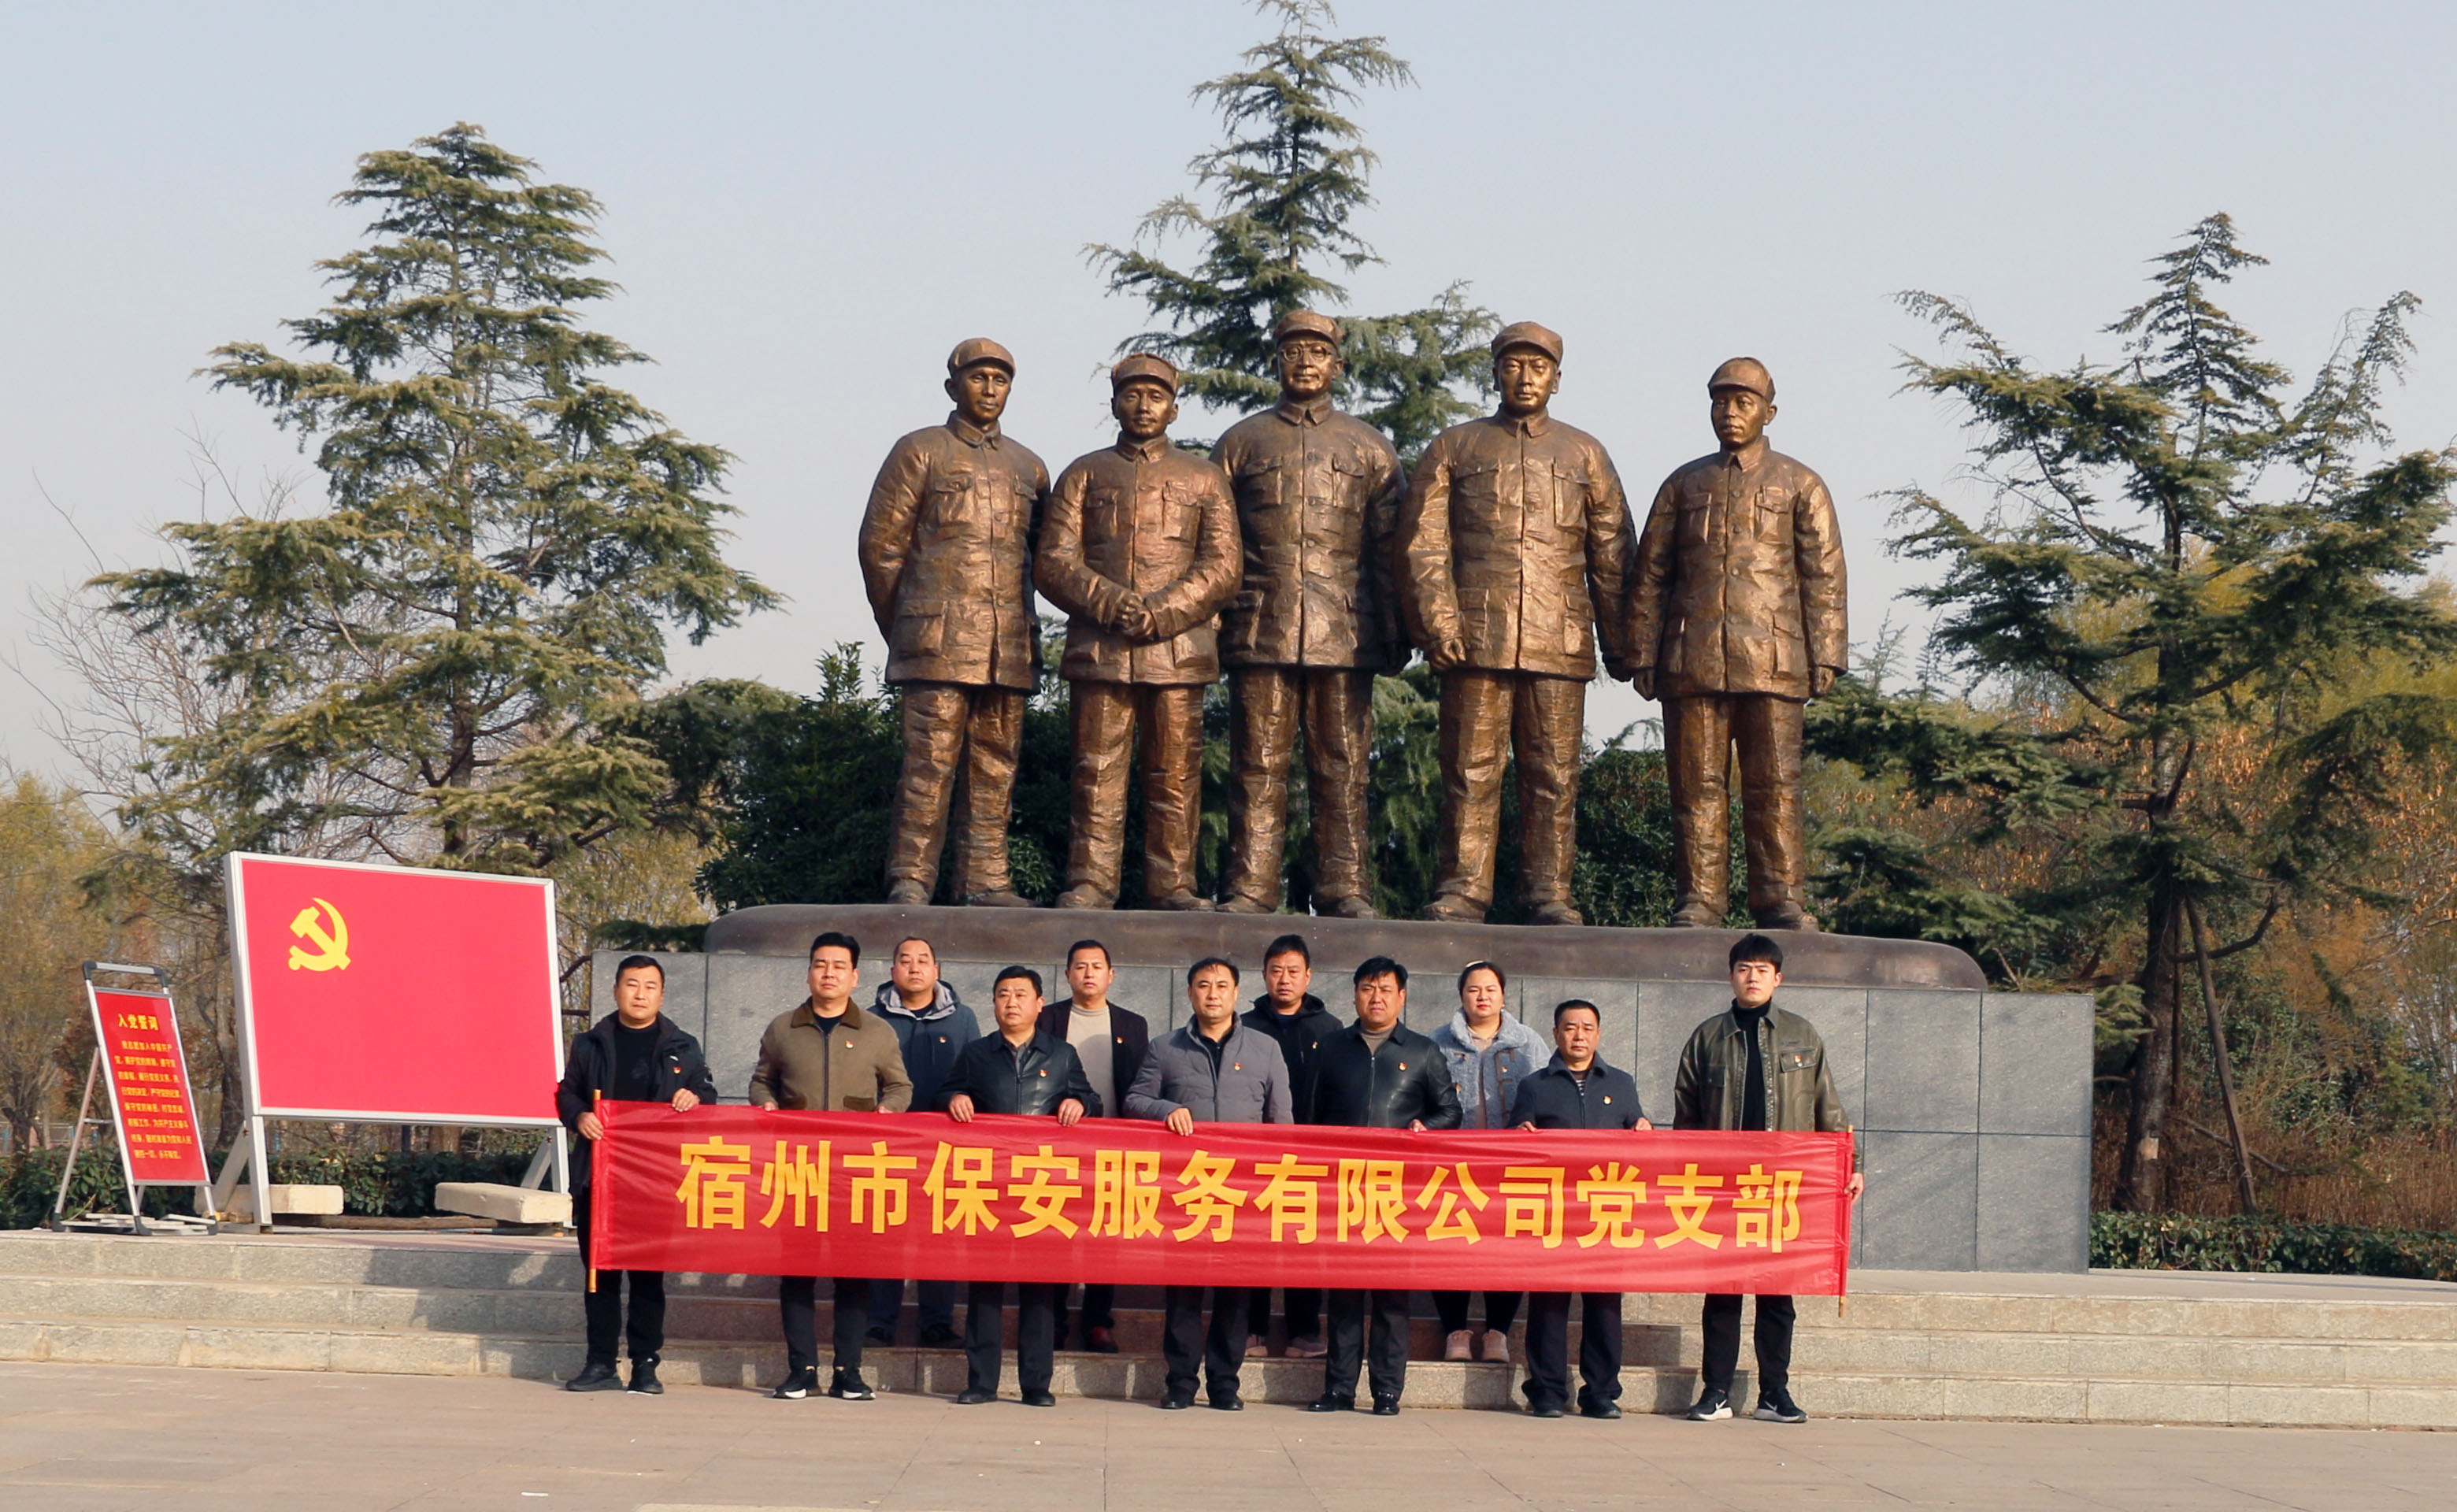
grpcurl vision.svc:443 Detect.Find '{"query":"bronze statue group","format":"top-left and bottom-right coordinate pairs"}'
top-left (860, 317), bottom-right (1848, 931)
top-left (559, 930), bottom-right (1862, 1423)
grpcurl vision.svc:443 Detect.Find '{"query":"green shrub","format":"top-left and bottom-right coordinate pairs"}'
top-left (2092, 1211), bottom-right (2457, 1283)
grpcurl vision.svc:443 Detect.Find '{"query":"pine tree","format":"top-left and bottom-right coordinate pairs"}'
top-left (99, 124), bottom-right (774, 874)
top-left (1088, 0), bottom-right (1493, 458)
top-left (1833, 215), bottom-right (2457, 1211)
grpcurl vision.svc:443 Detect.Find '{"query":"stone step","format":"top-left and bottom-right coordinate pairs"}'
top-left (9, 1269), bottom-right (2457, 1388)
top-left (5, 1314), bottom-right (2451, 1429)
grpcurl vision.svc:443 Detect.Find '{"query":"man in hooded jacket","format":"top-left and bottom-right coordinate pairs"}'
top-left (866, 935), bottom-right (978, 1348)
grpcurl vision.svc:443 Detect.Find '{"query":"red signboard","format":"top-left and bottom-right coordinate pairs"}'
top-left (227, 854), bottom-right (563, 1124)
top-left (88, 986), bottom-right (209, 1186)
top-left (592, 1104), bottom-right (1853, 1294)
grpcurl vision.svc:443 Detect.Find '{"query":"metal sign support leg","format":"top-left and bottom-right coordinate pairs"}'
top-left (46, 1054), bottom-right (101, 1230)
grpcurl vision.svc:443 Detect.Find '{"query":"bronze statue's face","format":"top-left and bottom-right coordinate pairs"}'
top-left (1495, 348), bottom-right (1559, 417)
top-left (945, 362), bottom-right (1013, 428)
top-left (1276, 336), bottom-right (1342, 402)
top-left (1113, 379), bottom-right (1177, 441)
top-left (1712, 386), bottom-right (1775, 450)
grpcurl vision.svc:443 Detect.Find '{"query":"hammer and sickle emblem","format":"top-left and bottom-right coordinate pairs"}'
top-left (287, 898), bottom-right (351, 972)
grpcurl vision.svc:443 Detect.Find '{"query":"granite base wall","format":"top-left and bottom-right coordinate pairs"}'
top-left (591, 910), bottom-right (2090, 1274)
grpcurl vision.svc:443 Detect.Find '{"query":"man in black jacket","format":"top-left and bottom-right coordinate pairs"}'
top-left (1509, 999), bottom-right (1651, 1420)
top-left (1310, 955), bottom-right (1461, 1415)
top-left (943, 965), bottom-right (1099, 1406)
top-left (1036, 939), bottom-right (1149, 1352)
top-left (867, 934), bottom-right (976, 1349)
top-left (554, 955), bottom-right (718, 1395)
top-left (1240, 932), bottom-right (1336, 1358)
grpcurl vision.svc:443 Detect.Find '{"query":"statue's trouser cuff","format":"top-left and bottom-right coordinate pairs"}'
top-left (1065, 680), bottom-right (1205, 901)
top-left (884, 682), bottom-right (1025, 898)
top-left (1225, 666), bottom-right (1374, 906)
top-left (1663, 692), bottom-right (1807, 915)
top-left (1433, 669), bottom-right (1584, 909)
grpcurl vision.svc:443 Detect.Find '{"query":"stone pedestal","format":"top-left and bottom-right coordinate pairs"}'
top-left (598, 903), bottom-right (2093, 1273)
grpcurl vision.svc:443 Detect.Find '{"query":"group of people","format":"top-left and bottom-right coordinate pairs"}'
top-left (860, 315), bottom-right (1846, 932)
top-left (556, 928), bottom-right (1865, 1423)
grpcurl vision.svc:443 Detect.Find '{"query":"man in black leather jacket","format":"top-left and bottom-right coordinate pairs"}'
top-left (939, 965), bottom-right (1099, 1406)
top-left (1309, 955), bottom-right (1460, 1415)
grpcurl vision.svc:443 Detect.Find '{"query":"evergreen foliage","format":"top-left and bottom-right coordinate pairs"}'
top-left (1088, 0), bottom-right (1494, 457)
top-left (98, 124), bottom-right (773, 875)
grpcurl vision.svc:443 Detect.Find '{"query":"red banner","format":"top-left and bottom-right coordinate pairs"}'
top-left (90, 987), bottom-right (209, 1186)
top-left (228, 854), bottom-right (562, 1123)
top-left (592, 1103), bottom-right (1851, 1294)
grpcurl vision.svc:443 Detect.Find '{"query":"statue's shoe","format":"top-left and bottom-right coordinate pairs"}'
top-left (963, 890), bottom-right (1040, 908)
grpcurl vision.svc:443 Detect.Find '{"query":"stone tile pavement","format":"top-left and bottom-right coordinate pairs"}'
top-left (2, 1360), bottom-right (2453, 1511)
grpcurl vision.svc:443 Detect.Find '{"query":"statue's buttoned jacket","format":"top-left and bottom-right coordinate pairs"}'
top-left (858, 414), bottom-right (1049, 691)
top-left (1036, 437), bottom-right (1241, 685)
top-left (1211, 397), bottom-right (1404, 669)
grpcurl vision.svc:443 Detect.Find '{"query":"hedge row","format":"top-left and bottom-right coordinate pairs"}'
top-left (2092, 1211), bottom-right (2457, 1283)
top-left (2, 1143), bottom-right (540, 1229)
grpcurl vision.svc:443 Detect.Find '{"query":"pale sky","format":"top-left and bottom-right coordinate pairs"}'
top-left (4, 2), bottom-right (2452, 776)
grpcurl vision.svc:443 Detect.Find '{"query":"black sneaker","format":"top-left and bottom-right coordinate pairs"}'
top-left (626, 1358), bottom-right (663, 1395)
top-left (1684, 1388), bottom-right (1732, 1421)
top-left (564, 1360), bottom-right (621, 1392)
top-left (770, 1366), bottom-right (817, 1399)
top-left (828, 1369), bottom-right (876, 1400)
top-left (1754, 1388), bottom-right (1807, 1424)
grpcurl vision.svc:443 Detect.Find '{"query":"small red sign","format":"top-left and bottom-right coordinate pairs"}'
top-left (90, 987), bottom-right (209, 1186)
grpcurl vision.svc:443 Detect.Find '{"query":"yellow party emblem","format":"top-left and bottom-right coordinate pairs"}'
top-left (287, 898), bottom-right (351, 972)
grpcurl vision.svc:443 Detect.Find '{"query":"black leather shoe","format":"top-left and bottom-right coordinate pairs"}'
top-left (1307, 1393), bottom-right (1353, 1413)
top-left (954, 1388), bottom-right (995, 1405)
top-left (919, 1325), bottom-right (963, 1350)
top-left (1022, 1389), bottom-right (1057, 1407)
top-left (1209, 1393), bottom-right (1244, 1411)
top-left (1530, 1403), bottom-right (1564, 1418)
top-left (1581, 1401), bottom-right (1623, 1421)
top-left (864, 1325), bottom-right (895, 1346)
top-left (1371, 1397), bottom-right (1400, 1416)
top-left (827, 1369), bottom-right (875, 1401)
top-left (769, 1366), bottom-right (817, 1400)
top-left (1160, 1393), bottom-right (1194, 1410)
top-left (625, 1358), bottom-right (663, 1395)
top-left (564, 1360), bottom-right (621, 1392)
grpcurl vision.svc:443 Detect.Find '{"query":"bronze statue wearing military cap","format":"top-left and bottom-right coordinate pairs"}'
top-left (1628, 358), bottom-right (1847, 930)
top-left (1396, 322), bottom-right (1636, 925)
top-left (1036, 354), bottom-right (1242, 910)
top-left (1210, 311), bottom-right (1404, 917)
top-left (858, 339), bottom-right (1050, 906)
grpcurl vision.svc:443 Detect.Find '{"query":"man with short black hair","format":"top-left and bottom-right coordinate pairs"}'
top-left (1310, 956), bottom-right (1460, 1414)
top-left (750, 932), bottom-right (914, 1402)
top-left (1240, 932), bottom-right (1336, 1358)
top-left (1510, 999), bottom-right (1650, 1419)
top-left (868, 935), bottom-right (976, 1348)
top-left (1675, 933), bottom-right (1863, 1424)
top-left (1038, 938), bottom-right (1150, 1352)
top-left (1128, 956), bottom-right (1293, 1409)
top-left (557, 955), bottom-right (717, 1395)
top-left (942, 965), bottom-right (1099, 1406)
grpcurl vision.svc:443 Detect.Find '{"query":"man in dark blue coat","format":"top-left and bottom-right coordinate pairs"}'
top-left (555, 955), bottom-right (718, 1395)
top-left (1509, 998), bottom-right (1651, 1419)
top-left (939, 965), bottom-right (1099, 1406)
top-left (866, 935), bottom-right (977, 1348)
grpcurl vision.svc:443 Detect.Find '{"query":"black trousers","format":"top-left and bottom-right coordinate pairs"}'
top-left (967, 1279), bottom-right (1060, 1395)
top-left (1525, 1292), bottom-right (1622, 1411)
top-left (573, 1188), bottom-right (665, 1366)
top-left (778, 1275), bottom-right (869, 1376)
top-left (868, 1277), bottom-right (959, 1338)
top-left (1432, 1290), bottom-right (1523, 1335)
top-left (1325, 1288), bottom-right (1411, 1404)
top-left (1246, 1286), bottom-right (1321, 1341)
top-left (1163, 1285), bottom-right (1250, 1401)
top-left (1700, 1292), bottom-right (1796, 1396)
top-left (1062, 1281), bottom-right (1116, 1341)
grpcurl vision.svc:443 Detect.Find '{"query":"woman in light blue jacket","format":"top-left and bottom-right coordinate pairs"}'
top-left (1429, 960), bottom-right (1551, 1362)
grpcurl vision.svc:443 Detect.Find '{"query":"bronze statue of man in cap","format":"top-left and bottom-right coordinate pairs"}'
top-left (1036, 354), bottom-right (1241, 910)
top-left (1210, 311), bottom-right (1405, 917)
top-left (859, 338), bottom-right (1051, 906)
top-left (1397, 321), bottom-right (1636, 925)
top-left (1629, 358), bottom-right (1847, 930)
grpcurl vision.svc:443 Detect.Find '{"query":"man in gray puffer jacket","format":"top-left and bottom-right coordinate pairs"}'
top-left (1429, 958), bottom-right (1551, 1363)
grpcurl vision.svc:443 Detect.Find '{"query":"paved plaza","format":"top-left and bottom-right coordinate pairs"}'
top-left (2, 1361), bottom-right (2451, 1511)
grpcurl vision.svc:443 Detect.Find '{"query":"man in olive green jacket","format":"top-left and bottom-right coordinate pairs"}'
top-left (1672, 933), bottom-right (1863, 1427)
top-left (749, 932), bottom-right (914, 1403)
